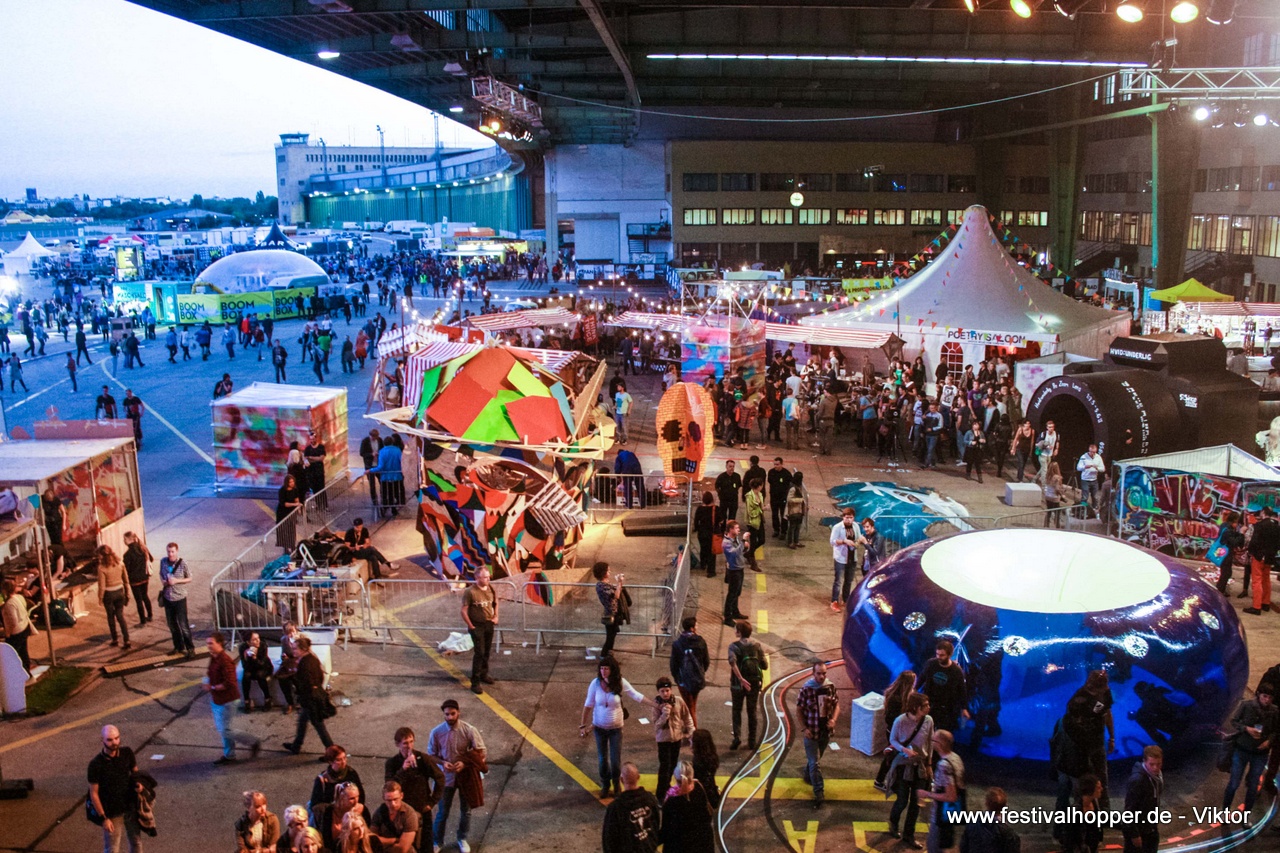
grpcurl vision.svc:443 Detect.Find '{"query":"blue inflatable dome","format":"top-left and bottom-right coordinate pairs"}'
top-left (842, 529), bottom-right (1248, 761)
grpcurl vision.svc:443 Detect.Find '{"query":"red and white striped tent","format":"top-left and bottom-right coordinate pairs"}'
top-left (466, 307), bottom-right (581, 332)
top-left (607, 310), bottom-right (902, 350)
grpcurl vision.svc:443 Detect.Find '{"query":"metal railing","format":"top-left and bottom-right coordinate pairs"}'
top-left (365, 577), bottom-right (519, 648)
top-left (518, 581), bottom-right (677, 656)
top-left (587, 472), bottom-right (696, 534)
top-left (212, 576), bottom-right (367, 642)
top-left (664, 543), bottom-right (694, 644)
top-left (995, 504), bottom-right (1094, 530)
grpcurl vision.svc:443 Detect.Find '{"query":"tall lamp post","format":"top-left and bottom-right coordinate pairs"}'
top-left (377, 124), bottom-right (388, 189)
top-left (319, 137), bottom-right (329, 180)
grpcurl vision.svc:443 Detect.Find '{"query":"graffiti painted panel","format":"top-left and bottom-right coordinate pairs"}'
top-left (1119, 466), bottom-right (1280, 558)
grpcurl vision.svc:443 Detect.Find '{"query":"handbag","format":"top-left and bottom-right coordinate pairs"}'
top-left (85, 791), bottom-right (105, 826)
top-left (1206, 542), bottom-right (1230, 568)
top-left (886, 716), bottom-right (929, 789)
top-left (712, 534), bottom-right (724, 556)
top-left (316, 687), bottom-right (338, 720)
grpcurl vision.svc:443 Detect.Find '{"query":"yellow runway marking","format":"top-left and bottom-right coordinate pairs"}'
top-left (253, 500), bottom-right (276, 520)
top-left (784, 819), bottom-right (820, 853)
top-left (0, 677), bottom-right (204, 755)
top-left (854, 821), bottom-right (893, 853)
top-left (757, 609), bottom-right (769, 633)
top-left (756, 573), bottom-right (767, 594)
top-left (395, 622), bottom-right (600, 799)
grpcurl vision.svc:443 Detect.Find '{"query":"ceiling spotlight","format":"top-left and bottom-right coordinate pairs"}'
top-left (1170, 1), bottom-right (1199, 23)
top-left (1254, 112), bottom-right (1270, 128)
top-left (487, 117), bottom-right (502, 132)
top-left (1206, 0), bottom-right (1236, 24)
top-left (964, 0), bottom-right (979, 12)
top-left (1053, 0), bottom-right (1092, 17)
top-left (316, 50), bottom-right (341, 60)
top-left (1011, 0), bottom-right (1037, 18)
top-left (1116, 1), bottom-right (1144, 22)
top-left (1193, 105), bottom-right (1211, 121)
top-left (448, 104), bottom-right (465, 114)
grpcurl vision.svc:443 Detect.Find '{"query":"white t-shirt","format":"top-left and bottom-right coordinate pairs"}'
top-left (584, 677), bottom-right (645, 730)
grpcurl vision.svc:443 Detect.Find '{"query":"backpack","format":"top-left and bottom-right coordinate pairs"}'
top-left (677, 644), bottom-right (706, 693)
top-left (736, 643), bottom-right (764, 690)
top-left (786, 490), bottom-right (805, 518)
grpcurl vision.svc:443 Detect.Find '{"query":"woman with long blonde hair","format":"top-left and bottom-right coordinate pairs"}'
top-left (95, 544), bottom-right (131, 649)
top-left (336, 811), bottom-right (373, 853)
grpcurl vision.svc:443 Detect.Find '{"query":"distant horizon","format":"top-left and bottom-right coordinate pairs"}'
top-left (0, 0), bottom-right (489, 199)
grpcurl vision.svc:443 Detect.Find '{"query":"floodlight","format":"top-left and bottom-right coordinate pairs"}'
top-left (1011, 0), bottom-right (1035, 18)
top-left (448, 104), bottom-right (464, 113)
top-left (1206, 0), bottom-right (1236, 24)
top-left (317, 50), bottom-right (341, 60)
top-left (1193, 105), bottom-right (1211, 121)
top-left (965, 0), bottom-right (979, 12)
top-left (1170, 1), bottom-right (1199, 23)
top-left (1053, 0), bottom-right (1092, 17)
top-left (1116, 1), bottom-right (1144, 22)
top-left (1254, 112), bottom-right (1270, 128)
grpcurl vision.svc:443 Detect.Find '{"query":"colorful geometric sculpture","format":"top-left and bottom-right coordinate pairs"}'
top-left (655, 381), bottom-right (717, 481)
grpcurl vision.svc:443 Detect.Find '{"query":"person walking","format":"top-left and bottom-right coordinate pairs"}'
top-left (281, 635), bottom-right (335, 754)
top-left (203, 632), bottom-right (262, 766)
top-left (121, 531), bottom-right (153, 627)
top-left (614, 382), bottom-right (633, 445)
top-left (595, 561), bottom-right (627, 658)
top-left (580, 656), bottom-right (650, 799)
top-left (1076, 442), bottom-right (1106, 516)
top-left (919, 730), bottom-right (966, 853)
top-left (272, 341), bottom-right (288, 382)
top-left (669, 616), bottom-right (710, 726)
top-left (1221, 683), bottom-right (1276, 815)
top-left (660, 759), bottom-right (716, 853)
top-left (693, 491), bottom-right (718, 578)
top-left (721, 521), bottom-right (748, 626)
top-left (1214, 512), bottom-right (1247, 594)
top-left (429, 698), bottom-right (487, 853)
top-left (797, 661), bottom-right (840, 809)
top-left (815, 387), bottom-right (837, 455)
top-left (727, 619), bottom-right (768, 751)
top-left (95, 385), bottom-right (118, 419)
top-left (164, 327), bottom-right (178, 363)
top-left (359, 429), bottom-right (383, 507)
top-left (888, 692), bottom-right (935, 849)
top-left (96, 545), bottom-right (131, 650)
top-left (178, 326), bottom-right (191, 361)
top-left (462, 568), bottom-right (499, 695)
top-left (88, 725), bottom-right (143, 853)
top-left (744, 479), bottom-right (766, 572)
top-left (158, 542), bottom-right (194, 657)
top-left (222, 324), bottom-right (236, 359)
top-left (121, 389), bottom-right (144, 450)
top-left (767, 458), bottom-right (794, 540)
top-left (1121, 747), bottom-right (1164, 853)
top-left (66, 352), bottom-right (78, 392)
top-left (8, 354), bottom-right (28, 393)
top-left (965, 422), bottom-right (988, 483)
top-left (75, 324), bottom-right (93, 365)
top-left (602, 762), bottom-right (661, 853)
top-left (653, 676), bottom-right (695, 800)
top-left (875, 671), bottom-right (918, 792)
top-left (1244, 505), bottom-right (1279, 615)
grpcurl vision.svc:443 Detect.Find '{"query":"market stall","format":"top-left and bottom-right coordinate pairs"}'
top-left (211, 383), bottom-right (349, 490)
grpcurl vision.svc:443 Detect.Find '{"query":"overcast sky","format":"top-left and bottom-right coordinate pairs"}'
top-left (0, 0), bottom-right (489, 201)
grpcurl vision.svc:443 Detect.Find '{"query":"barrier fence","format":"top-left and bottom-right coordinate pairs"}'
top-left (365, 577), bottom-right (520, 649)
top-left (212, 576), bottom-right (367, 642)
top-left (873, 515), bottom-right (1000, 557)
top-left (587, 472), bottom-right (695, 535)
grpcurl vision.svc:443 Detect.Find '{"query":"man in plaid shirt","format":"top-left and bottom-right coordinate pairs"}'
top-left (797, 661), bottom-right (840, 809)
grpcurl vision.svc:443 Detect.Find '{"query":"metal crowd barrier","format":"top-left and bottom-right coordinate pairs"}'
top-left (587, 472), bottom-right (695, 534)
top-left (518, 581), bottom-right (676, 656)
top-left (364, 577), bottom-right (519, 649)
top-left (994, 504), bottom-right (1092, 530)
top-left (869, 514), bottom-right (1000, 557)
top-left (212, 576), bottom-right (367, 647)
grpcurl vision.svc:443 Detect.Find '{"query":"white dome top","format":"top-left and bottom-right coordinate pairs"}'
top-left (195, 249), bottom-right (329, 294)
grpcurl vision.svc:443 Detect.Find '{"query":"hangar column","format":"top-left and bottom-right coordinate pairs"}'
top-left (1048, 85), bottom-right (1085, 281)
top-left (1150, 108), bottom-right (1202, 292)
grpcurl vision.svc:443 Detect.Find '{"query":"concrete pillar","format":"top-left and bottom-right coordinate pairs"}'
top-left (1048, 86), bottom-right (1085, 274)
top-left (1150, 109), bottom-right (1202, 292)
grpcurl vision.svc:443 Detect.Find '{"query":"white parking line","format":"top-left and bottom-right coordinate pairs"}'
top-left (101, 362), bottom-right (216, 465)
top-left (5, 376), bottom-right (72, 411)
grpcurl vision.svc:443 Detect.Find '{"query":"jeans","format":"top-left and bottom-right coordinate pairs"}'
top-left (433, 785), bottom-right (472, 846)
top-left (698, 535), bottom-right (716, 577)
top-left (924, 435), bottom-right (939, 468)
top-left (210, 700), bottom-right (258, 758)
top-left (289, 701), bottom-right (334, 750)
top-left (601, 618), bottom-right (620, 657)
top-left (1223, 748), bottom-right (1268, 811)
top-left (803, 731), bottom-right (829, 798)
top-left (731, 686), bottom-right (761, 745)
top-left (786, 516), bottom-right (803, 547)
top-left (723, 571), bottom-right (744, 622)
top-left (469, 621), bottom-right (494, 685)
top-left (771, 501), bottom-right (789, 537)
top-left (594, 726), bottom-right (623, 788)
top-left (890, 777), bottom-right (923, 841)
top-left (102, 811), bottom-right (144, 853)
top-left (657, 741), bottom-right (681, 799)
top-left (163, 597), bottom-right (194, 653)
top-left (832, 560), bottom-right (852, 605)
top-left (956, 431), bottom-right (970, 462)
top-left (103, 588), bottom-right (129, 645)
top-left (1081, 479), bottom-right (1099, 513)
top-left (616, 413), bottom-right (628, 444)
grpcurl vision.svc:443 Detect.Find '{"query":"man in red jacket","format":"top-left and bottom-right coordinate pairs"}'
top-left (203, 632), bottom-right (262, 766)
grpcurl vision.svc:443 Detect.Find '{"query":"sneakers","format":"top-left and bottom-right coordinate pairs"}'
top-left (458, 841), bottom-right (471, 853)
top-left (1244, 607), bottom-right (1263, 615)
top-left (874, 781), bottom-right (890, 794)
top-left (213, 756), bottom-right (236, 766)
top-left (471, 684), bottom-right (484, 695)
top-left (282, 742), bottom-right (301, 755)
top-left (830, 601), bottom-right (841, 612)
top-left (729, 738), bottom-right (741, 750)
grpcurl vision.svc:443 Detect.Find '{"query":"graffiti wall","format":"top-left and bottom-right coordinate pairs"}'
top-left (1118, 466), bottom-right (1280, 557)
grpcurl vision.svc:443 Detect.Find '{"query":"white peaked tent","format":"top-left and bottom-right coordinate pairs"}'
top-left (2, 232), bottom-right (56, 276)
top-left (800, 205), bottom-right (1130, 374)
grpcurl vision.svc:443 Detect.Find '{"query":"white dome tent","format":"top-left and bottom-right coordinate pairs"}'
top-left (194, 249), bottom-right (328, 294)
top-left (799, 205), bottom-right (1130, 382)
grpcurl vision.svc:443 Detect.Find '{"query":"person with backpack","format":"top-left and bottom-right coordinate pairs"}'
top-left (670, 616), bottom-right (710, 726)
top-left (919, 729), bottom-right (965, 853)
top-left (727, 619), bottom-right (768, 751)
top-left (272, 341), bottom-right (288, 383)
top-left (797, 661), bottom-right (840, 809)
top-left (653, 676), bottom-right (695, 802)
top-left (784, 472), bottom-right (808, 550)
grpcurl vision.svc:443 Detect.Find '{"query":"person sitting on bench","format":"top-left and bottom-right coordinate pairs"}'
top-left (344, 518), bottom-right (393, 579)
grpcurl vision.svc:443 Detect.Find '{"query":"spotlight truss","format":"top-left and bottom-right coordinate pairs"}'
top-left (470, 76), bottom-right (544, 128)
top-left (1120, 67), bottom-right (1280, 102)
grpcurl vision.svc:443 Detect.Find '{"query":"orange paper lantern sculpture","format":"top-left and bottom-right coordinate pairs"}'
top-left (655, 381), bottom-right (716, 481)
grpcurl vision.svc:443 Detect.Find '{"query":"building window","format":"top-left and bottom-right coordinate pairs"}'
top-left (1231, 215), bottom-right (1255, 254)
top-left (947, 209), bottom-right (967, 224)
top-left (1262, 166), bottom-right (1280, 191)
top-left (682, 173), bottom-right (718, 192)
top-left (722, 208), bottom-right (756, 225)
top-left (798, 173), bottom-right (832, 192)
top-left (910, 174), bottom-right (944, 194)
top-left (873, 209), bottom-right (905, 225)
top-left (721, 173), bottom-right (755, 192)
top-left (683, 208), bottom-right (717, 226)
top-left (941, 342), bottom-right (964, 379)
top-left (835, 173), bottom-right (871, 192)
top-left (1259, 216), bottom-right (1280, 258)
top-left (760, 173), bottom-right (795, 192)
top-left (999, 210), bottom-right (1015, 225)
top-left (798, 208), bottom-right (830, 226)
top-left (1018, 176), bottom-right (1050, 195)
top-left (910, 209), bottom-right (943, 226)
top-left (1016, 211), bottom-right (1048, 227)
top-left (947, 174), bottom-right (976, 193)
top-left (760, 208), bottom-right (793, 225)
top-left (837, 208), bottom-right (869, 225)
top-left (876, 174), bottom-right (908, 193)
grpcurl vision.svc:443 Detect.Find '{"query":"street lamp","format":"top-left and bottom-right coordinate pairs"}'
top-left (376, 124), bottom-right (388, 189)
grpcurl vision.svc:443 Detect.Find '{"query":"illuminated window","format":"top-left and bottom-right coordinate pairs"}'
top-left (947, 209), bottom-right (967, 224)
top-left (1016, 211), bottom-right (1049, 227)
top-left (873, 209), bottom-right (905, 226)
top-left (837, 208), bottom-right (869, 225)
top-left (683, 208), bottom-right (717, 226)
top-left (798, 209), bottom-right (830, 225)
top-left (941, 342), bottom-right (964, 379)
top-left (760, 208), bottom-right (793, 225)
top-left (722, 208), bottom-right (756, 225)
top-left (911, 209), bottom-right (943, 226)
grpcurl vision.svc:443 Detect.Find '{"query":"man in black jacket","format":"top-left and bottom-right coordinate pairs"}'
top-left (282, 636), bottom-right (335, 754)
top-left (961, 788), bottom-right (1021, 853)
top-left (1122, 746), bottom-right (1163, 853)
top-left (669, 616), bottom-right (710, 726)
top-left (385, 727), bottom-right (445, 832)
top-left (360, 429), bottom-right (383, 505)
top-left (766, 458), bottom-right (794, 539)
top-left (1222, 684), bottom-right (1276, 813)
top-left (1244, 506), bottom-right (1280, 614)
top-left (602, 762), bottom-right (660, 853)
top-left (714, 461), bottom-right (742, 531)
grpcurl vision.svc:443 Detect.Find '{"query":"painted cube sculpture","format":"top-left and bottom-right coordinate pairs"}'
top-left (842, 529), bottom-right (1248, 762)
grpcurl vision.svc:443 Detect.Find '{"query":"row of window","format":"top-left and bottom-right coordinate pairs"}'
top-left (683, 208), bottom-right (1048, 228)
top-left (680, 172), bottom-right (982, 194)
top-left (302, 153), bottom-right (431, 165)
top-left (1082, 172), bottom-right (1152, 194)
top-left (1194, 166), bottom-right (1280, 193)
top-left (1078, 210), bottom-right (1280, 259)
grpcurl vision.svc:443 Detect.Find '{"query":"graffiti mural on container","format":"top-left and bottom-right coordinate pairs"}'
top-left (1118, 466), bottom-right (1280, 558)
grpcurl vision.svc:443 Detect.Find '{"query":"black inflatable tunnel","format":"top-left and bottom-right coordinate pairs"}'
top-left (1024, 368), bottom-right (1184, 466)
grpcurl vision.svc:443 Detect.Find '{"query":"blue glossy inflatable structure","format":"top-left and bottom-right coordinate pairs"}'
top-left (842, 529), bottom-right (1248, 761)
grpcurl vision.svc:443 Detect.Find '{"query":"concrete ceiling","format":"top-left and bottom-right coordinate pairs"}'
top-left (127, 1), bottom-right (1268, 146)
